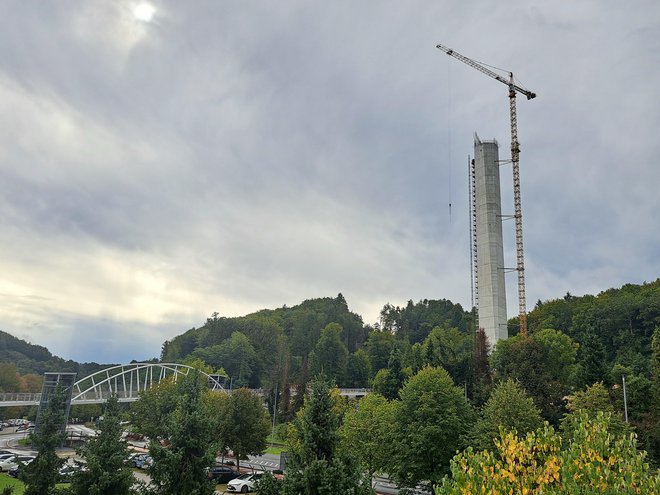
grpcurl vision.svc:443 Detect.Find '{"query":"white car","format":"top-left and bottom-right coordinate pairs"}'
top-left (226, 472), bottom-right (263, 493)
top-left (0, 455), bottom-right (35, 472)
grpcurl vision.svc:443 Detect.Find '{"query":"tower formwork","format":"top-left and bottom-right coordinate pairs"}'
top-left (473, 135), bottom-right (508, 346)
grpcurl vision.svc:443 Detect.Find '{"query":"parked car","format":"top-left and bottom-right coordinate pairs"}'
top-left (126, 453), bottom-right (152, 469)
top-left (0, 455), bottom-right (35, 472)
top-left (59, 462), bottom-right (87, 480)
top-left (207, 464), bottom-right (240, 483)
top-left (226, 473), bottom-right (263, 493)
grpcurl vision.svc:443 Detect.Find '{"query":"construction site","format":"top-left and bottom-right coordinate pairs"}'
top-left (436, 44), bottom-right (536, 348)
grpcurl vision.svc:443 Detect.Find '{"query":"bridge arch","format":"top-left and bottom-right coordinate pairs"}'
top-left (71, 363), bottom-right (227, 404)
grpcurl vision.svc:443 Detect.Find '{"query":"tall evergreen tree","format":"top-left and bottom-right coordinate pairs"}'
top-left (145, 370), bottom-right (216, 495)
top-left (70, 395), bottom-right (135, 495)
top-left (373, 345), bottom-right (406, 400)
top-left (21, 382), bottom-right (67, 495)
top-left (310, 323), bottom-right (349, 386)
top-left (345, 349), bottom-right (371, 388)
top-left (576, 331), bottom-right (608, 387)
top-left (280, 375), bottom-right (372, 495)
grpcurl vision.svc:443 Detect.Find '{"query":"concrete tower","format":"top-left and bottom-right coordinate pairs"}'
top-left (474, 135), bottom-right (508, 346)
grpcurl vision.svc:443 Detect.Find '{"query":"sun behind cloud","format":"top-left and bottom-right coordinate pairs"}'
top-left (133, 2), bottom-right (156, 22)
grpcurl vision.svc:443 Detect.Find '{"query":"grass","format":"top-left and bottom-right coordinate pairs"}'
top-left (0, 474), bottom-right (25, 495)
top-left (0, 474), bottom-right (70, 494)
top-left (265, 445), bottom-right (285, 455)
top-left (265, 434), bottom-right (287, 456)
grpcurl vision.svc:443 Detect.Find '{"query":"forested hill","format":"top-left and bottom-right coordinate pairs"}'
top-left (0, 330), bottom-right (108, 378)
top-left (161, 281), bottom-right (659, 392)
top-left (526, 279), bottom-right (660, 368)
top-left (160, 294), bottom-right (471, 389)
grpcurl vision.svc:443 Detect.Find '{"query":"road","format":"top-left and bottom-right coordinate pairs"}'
top-left (1, 428), bottom-right (419, 495)
top-left (240, 452), bottom-right (410, 495)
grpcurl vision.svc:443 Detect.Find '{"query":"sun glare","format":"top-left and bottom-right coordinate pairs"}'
top-left (133, 3), bottom-right (155, 22)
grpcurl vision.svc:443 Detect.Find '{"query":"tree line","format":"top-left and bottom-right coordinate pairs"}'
top-left (13, 356), bottom-right (660, 494)
top-left (158, 280), bottom-right (660, 463)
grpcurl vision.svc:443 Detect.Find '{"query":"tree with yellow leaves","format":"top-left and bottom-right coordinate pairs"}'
top-left (438, 412), bottom-right (660, 495)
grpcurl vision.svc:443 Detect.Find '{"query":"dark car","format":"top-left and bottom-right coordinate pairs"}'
top-left (207, 464), bottom-right (240, 483)
top-left (126, 453), bottom-right (152, 469)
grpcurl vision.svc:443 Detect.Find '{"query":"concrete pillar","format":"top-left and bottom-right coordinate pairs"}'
top-left (474, 135), bottom-right (508, 346)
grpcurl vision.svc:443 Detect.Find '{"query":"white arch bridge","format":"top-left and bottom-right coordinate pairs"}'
top-left (0, 363), bottom-right (227, 407)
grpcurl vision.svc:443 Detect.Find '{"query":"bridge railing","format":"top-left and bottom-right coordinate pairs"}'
top-left (0, 392), bottom-right (41, 403)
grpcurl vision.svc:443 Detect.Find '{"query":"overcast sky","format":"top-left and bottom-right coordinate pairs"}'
top-left (1, 1), bottom-right (658, 364)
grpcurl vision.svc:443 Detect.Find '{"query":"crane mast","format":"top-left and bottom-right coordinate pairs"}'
top-left (436, 43), bottom-right (535, 337)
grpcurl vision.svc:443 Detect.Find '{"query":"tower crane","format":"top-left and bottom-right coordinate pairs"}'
top-left (436, 43), bottom-right (535, 337)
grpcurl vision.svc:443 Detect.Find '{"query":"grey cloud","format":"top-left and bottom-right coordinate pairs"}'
top-left (0, 1), bottom-right (658, 362)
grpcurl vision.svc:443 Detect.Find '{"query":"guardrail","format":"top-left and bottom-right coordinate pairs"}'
top-left (0, 388), bottom-right (373, 407)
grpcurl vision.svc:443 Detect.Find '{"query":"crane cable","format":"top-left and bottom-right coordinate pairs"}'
top-left (447, 57), bottom-right (452, 224)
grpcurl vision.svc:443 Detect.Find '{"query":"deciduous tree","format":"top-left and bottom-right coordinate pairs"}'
top-left (217, 388), bottom-right (270, 471)
top-left (439, 413), bottom-right (660, 495)
top-left (389, 366), bottom-right (475, 492)
top-left (469, 378), bottom-right (542, 451)
top-left (338, 392), bottom-right (395, 481)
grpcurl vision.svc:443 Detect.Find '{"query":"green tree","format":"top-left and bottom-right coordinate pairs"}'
top-left (192, 331), bottom-right (257, 387)
top-left (647, 327), bottom-right (660, 463)
top-left (422, 327), bottom-right (473, 387)
top-left (21, 383), bottom-right (67, 495)
top-left (491, 330), bottom-right (578, 423)
top-left (141, 370), bottom-right (216, 495)
top-left (70, 396), bottom-right (135, 495)
top-left (70, 403), bottom-right (103, 423)
top-left (575, 331), bottom-right (608, 388)
top-left (345, 349), bottom-right (371, 388)
top-left (310, 323), bottom-right (349, 386)
top-left (562, 382), bottom-right (628, 437)
top-left (372, 345), bottom-right (406, 400)
top-left (253, 471), bottom-right (282, 495)
top-left (469, 378), bottom-right (542, 451)
top-left (130, 377), bottom-right (178, 439)
top-left (217, 388), bottom-right (270, 471)
top-left (0, 362), bottom-right (20, 392)
top-left (338, 392), bottom-right (395, 481)
top-left (389, 366), bottom-right (475, 492)
top-left (365, 330), bottom-right (396, 376)
top-left (281, 375), bottom-right (372, 495)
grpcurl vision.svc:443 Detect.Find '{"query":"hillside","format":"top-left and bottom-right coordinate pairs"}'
top-left (0, 330), bottom-right (110, 378)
